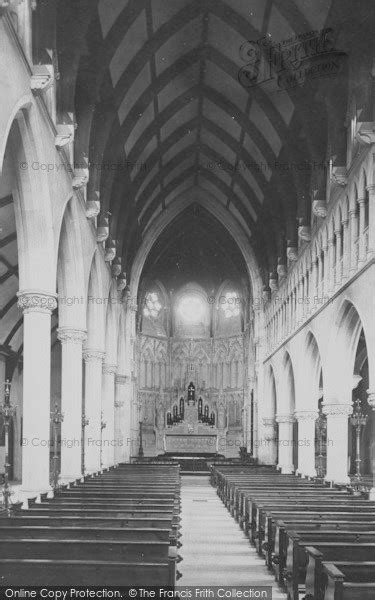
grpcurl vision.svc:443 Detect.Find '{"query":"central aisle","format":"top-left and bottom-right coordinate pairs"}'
top-left (180, 476), bottom-right (287, 597)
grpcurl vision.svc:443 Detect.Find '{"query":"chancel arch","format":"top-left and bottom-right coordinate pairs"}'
top-left (134, 201), bottom-right (252, 458)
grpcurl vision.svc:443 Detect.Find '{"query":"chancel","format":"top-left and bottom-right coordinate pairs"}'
top-left (1, 0), bottom-right (375, 595)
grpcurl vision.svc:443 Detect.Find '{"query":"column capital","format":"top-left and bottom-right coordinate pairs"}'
top-left (322, 402), bottom-right (352, 417)
top-left (115, 374), bottom-right (130, 385)
top-left (276, 413), bottom-right (295, 424)
top-left (312, 200), bottom-right (327, 218)
top-left (127, 297), bottom-right (138, 312)
top-left (17, 290), bottom-right (57, 315)
top-left (262, 417), bottom-right (276, 428)
top-left (103, 363), bottom-right (117, 376)
top-left (58, 328), bottom-right (87, 344)
top-left (114, 400), bottom-right (124, 409)
top-left (294, 410), bottom-right (318, 421)
top-left (367, 390), bottom-right (375, 410)
top-left (366, 184), bottom-right (375, 195)
top-left (83, 349), bottom-right (105, 363)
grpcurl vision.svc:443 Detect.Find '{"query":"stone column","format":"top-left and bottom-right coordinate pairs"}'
top-left (342, 218), bottom-right (350, 279)
top-left (317, 256), bottom-right (322, 300)
top-left (366, 185), bottom-right (375, 255)
top-left (127, 299), bottom-right (138, 454)
top-left (358, 198), bottom-right (366, 263)
top-left (323, 402), bottom-right (352, 484)
top-left (17, 291), bottom-right (57, 495)
top-left (259, 417), bottom-right (277, 465)
top-left (102, 363), bottom-right (117, 468)
top-left (327, 236), bottom-right (335, 294)
top-left (322, 244), bottom-right (328, 297)
top-left (123, 376), bottom-right (132, 462)
top-left (114, 374), bottom-right (127, 463)
top-left (295, 410), bottom-right (318, 478)
top-left (83, 350), bottom-right (104, 474)
top-left (58, 328), bottom-right (86, 482)
top-left (276, 414), bottom-right (295, 474)
top-left (366, 391), bottom-right (375, 500)
top-left (311, 258), bottom-right (318, 312)
top-left (349, 208), bottom-right (359, 272)
top-left (334, 229), bottom-right (342, 287)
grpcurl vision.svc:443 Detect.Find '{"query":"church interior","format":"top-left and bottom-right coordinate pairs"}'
top-left (1, 0), bottom-right (375, 594)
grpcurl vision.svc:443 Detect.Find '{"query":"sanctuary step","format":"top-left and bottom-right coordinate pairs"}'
top-left (137, 454), bottom-right (257, 474)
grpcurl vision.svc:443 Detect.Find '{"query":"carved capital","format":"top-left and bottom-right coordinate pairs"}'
top-left (355, 122), bottom-right (375, 146)
top-left (367, 390), bottom-right (375, 410)
top-left (276, 414), bottom-right (295, 424)
top-left (322, 403), bottom-right (352, 417)
top-left (17, 291), bottom-right (57, 315)
top-left (86, 200), bottom-right (100, 219)
top-left (294, 410), bottom-right (318, 421)
top-left (277, 263), bottom-right (287, 278)
top-left (31, 65), bottom-right (52, 93)
top-left (96, 227), bottom-right (109, 243)
top-left (298, 225), bottom-right (311, 242)
top-left (72, 168), bottom-right (89, 190)
top-left (83, 349), bottom-right (105, 363)
top-left (117, 273), bottom-right (127, 291)
top-left (114, 400), bottom-right (124, 409)
top-left (115, 374), bottom-right (129, 385)
top-left (286, 246), bottom-right (298, 261)
top-left (58, 328), bottom-right (86, 345)
top-left (105, 247), bottom-right (116, 262)
top-left (55, 134), bottom-right (72, 151)
top-left (269, 275), bottom-right (278, 292)
top-left (112, 258), bottom-right (122, 277)
top-left (127, 298), bottom-right (138, 313)
top-left (102, 363), bottom-right (117, 376)
top-left (262, 417), bottom-right (276, 428)
top-left (96, 216), bottom-right (109, 243)
top-left (331, 166), bottom-right (348, 187)
top-left (312, 200), bottom-right (327, 218)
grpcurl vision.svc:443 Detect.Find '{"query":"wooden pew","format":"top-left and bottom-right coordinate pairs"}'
top-left (0, 539), bottom-right (171, 562)
top-left (286, 539), bottom-right (375, 600)
top-left (0, 464), bottom-right (182, 586)
top-left (0, 559), bottom-right (174, 585)
top-left (0, 526), bottom-right (171, 541)
top-left (211, 465), bottom-right (375, 600)
top-left (322, 562), bottom-right (375, 600)
top-left (0, 515), bottom-right (180, 542)
top-left (251, 500), bottom-right (375, 551)
top-left (265, 517), bottom-right (375, 569)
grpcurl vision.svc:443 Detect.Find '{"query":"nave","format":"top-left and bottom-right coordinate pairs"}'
top-left (180, 475), bottom-right (286, 597)
top-left (2, 0), bottom-right (375, 591)
top-left (2, 460), bottom-right (375, 598)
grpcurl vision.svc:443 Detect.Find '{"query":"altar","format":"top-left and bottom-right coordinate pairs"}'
top-left (163, 383), bottom-right (219, 455)
top-left (164, 433), bottom-right (218, 453)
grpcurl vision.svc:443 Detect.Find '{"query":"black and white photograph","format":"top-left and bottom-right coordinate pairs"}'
top-left (0, 0), bottom-right (375, 597)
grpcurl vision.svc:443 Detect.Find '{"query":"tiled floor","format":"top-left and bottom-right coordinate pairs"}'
top-left (179, 476), bottom-right (287, 598)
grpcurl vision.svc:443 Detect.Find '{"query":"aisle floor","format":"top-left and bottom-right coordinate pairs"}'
top-left (179, 476), bottom-right (287, 597)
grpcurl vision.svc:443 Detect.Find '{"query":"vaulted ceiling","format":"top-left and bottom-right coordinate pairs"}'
top-left (141, 203), bottom-right (248, 294)
top-left (33, 0), bottom-right (375, 286)
top-left (52, 0), bottom-right (362, 284)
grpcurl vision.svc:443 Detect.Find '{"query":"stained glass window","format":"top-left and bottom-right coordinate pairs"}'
top-left (220, 291), bottom-right (240, 318)
top-left (143, 292), bottom-right (162, 318)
